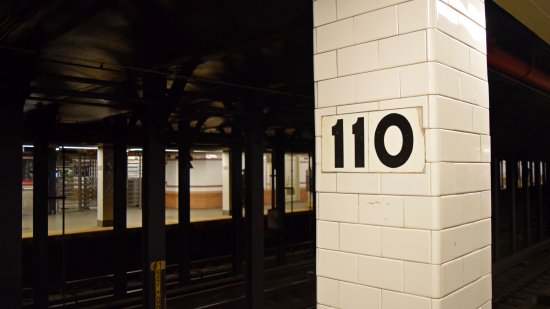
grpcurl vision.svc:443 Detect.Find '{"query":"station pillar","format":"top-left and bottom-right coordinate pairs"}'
top-left (244, 117), bottom-right (265, 308)
top-left (314, 0), bottom-right (491, 308)
top-left (0, 49), bottom-right (34, 308)
top-left (230, 126), bottom-right (244, 275)
top-left (178, 122), bottom-right (191, 285)
top-left (97, 144), bottom-right (114, 227)
top-left (113, 116), bottom-right (128, 298)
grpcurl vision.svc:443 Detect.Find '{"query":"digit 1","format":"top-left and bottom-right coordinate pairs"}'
top-left (352, 117), bottom-right (365, 167)
top-left (332, 119), bottom-right (344, 168)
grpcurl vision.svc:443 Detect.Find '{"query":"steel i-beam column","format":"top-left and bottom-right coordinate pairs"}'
top-left (231, 127), bottom-right (244, 275)
top-left (245, 118), bottom-right (264, 308)
top-left (275, 144), bottom-right (286, 265)
top-left (178, 123), bottom-right (191, 285)
top-left (113, 117), bottom-right (128, 298)
top-left (140, 73), bottom-right (168, 309)
top-left (0, 68), bottom-right (27, 308)
top-left (33, 132), bottom-right (49, 308)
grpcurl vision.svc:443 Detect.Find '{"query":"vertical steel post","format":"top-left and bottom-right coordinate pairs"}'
top-left (178, 122), bottom-right (191, 285)
top-left (114, 117), bottom-right (128, 297)
top-left (141, 74), bottom-right (167, 309)
top-left (275, 144), bottom-right (286, 265)
top-left (0, 80), bottom-right (24, 308)
top-left (491, 157), bottom-right (500, 260)
top-left (509, 158), bottom-right (517, 252)
top-left (33, 135), bottom-right (49, 308)
top-left (231, 127), bottom-right (244, 275)
top-left (245, 118), bottom-right (265, 308)
top-left (523, 160), bottom-right (531, 246)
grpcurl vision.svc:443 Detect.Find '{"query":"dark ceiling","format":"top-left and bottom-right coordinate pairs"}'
top-left (1, 0), bottom-right (549, 153)
top-left (0, 0), bottom-right (314, 149)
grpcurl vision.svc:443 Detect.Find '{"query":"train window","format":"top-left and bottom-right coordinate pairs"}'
top-left (500, 160), bottom-right (506, 190)
top-left (531, 161), bottom-right (536, 187)
top-left (518, 161), bottom-right (523, 189)
top-left (540, 161), bottom-right (544, 186)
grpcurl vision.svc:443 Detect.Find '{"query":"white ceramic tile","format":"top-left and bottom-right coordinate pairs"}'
top-left (317, 75), bottom-right (356, 107)
top-left (400, 62), bottom-right (430, 97)
top-left (432, 219), bottom-right (491, 263)
top-left (314, 29), bottom-right (317, 54)
top-left (472, 106), bottom-right (489, 134)
top-left (359, 195), bottom-right (404, 227)
top-left (317, 220), bottom-right (340, 250)
top-left (316, 164), bottom-right (337, 192)
top-left (358, 255), bottom-right (404, 291)
top-left (356, 68), bottom-right (401, 102)
top-left (478, 300), bottom-right (492, 309)
top-left (340, 223), bottom-right (382, 255)
top-left (440, 194), bottom-right (464, 228)
top-left (427, 29), bottom-right (450, 64)
top-left (441, 257), bottom-right (464, 295)
top-left (435, 1), bottom-right (460, 38)
top-left (454, 163), bottom-right (491, 193)
top-left (379, 31), bottom-right (427, 68)
top-left (338, 41), bottom-right (379, 76)
top-left (432, 274), bottom-right (491, 309)
top-left (468, 0), bottom-right (486, 28)
top-left (404, 196), bottom-right (439, 229)
top-left (380, 165), bottom-right (431, 195)
top-left (428, 95), bottom-right (473, 132)
top-left (337, 0), bottom-right (378, 20)
top-left (318, 192), bottom-right (359, 222)
top-left (398, 0), bottom-right (430, 34)
top-left (425, 129), bottom-right (481, 162)
top-left (469, 48), bottom-right (488, 80)
top-left (480, 190), bottom-right (491, 218)
top-left (431, 162), bottom-right (490, 196)
top-left (368, 108), bottom-right (426, 173)
top-left (458, 14), bottom-right (486, 54)
top-left (318, 249), bottom-right (358, 282)
top-left (448, 0), bottom-right (468, 17)
top-left (379, 96), bottom-right (429, 128)
top-left (460, 72), bottom-right (489, 108)
top-left (462, 192), bottom-right (482, 223)
top-left (316, 107), bottom-right (337, 137)
top-left (432, 62), bottom-right (461, 100)
top-left (339, 281), bottom-right (382, 309)
top-left (404, 261), bottom-right (441, 298)
top-left (314, 0), bottom-right (337, 27)
top-left (316, 137), bottom-right (322, 164)
top-left (354, 6), bottom-right (398, 44)
top-left (382, 227), bottom-right (431, 262)
top-left (337, 101), bottom-right (379, 114)
top-left (382, 290), bottom-right (431, 309)
top-left (428, 29), bottom-right (470, 73)
top-left (317, 305), bottom-right (335, 309)
top-left (318, 276), bottom-right (340, 307)
top-left (317, 18), bottom-right (355, 53)
top-left (463, 246), bottom-right (491, 285)
top-left (315, 51), bottom-right (338, 81)
top-left (337, 173), bottom-right (381, 194)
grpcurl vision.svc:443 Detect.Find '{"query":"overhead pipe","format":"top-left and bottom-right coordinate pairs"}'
top-left (487, 41), bottom-right (550, 93)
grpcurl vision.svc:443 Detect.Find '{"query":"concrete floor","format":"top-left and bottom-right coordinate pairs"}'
top-left (22, 190), bottom-right (311, 237)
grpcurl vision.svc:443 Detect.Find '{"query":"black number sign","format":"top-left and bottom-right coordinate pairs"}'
top-left (331, 119), bottom-right (344, 168)
top-left (374, 113), bottom-right (414, 168)
top-left (352, 117), bottom-right (365, 167)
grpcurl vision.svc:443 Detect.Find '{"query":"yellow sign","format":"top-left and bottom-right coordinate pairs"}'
top-left (150, 260), bottom-right (166, 309)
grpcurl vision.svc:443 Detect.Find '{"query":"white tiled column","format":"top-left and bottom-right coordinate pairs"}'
top-left (314, 0), bottom-right (491, 308)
